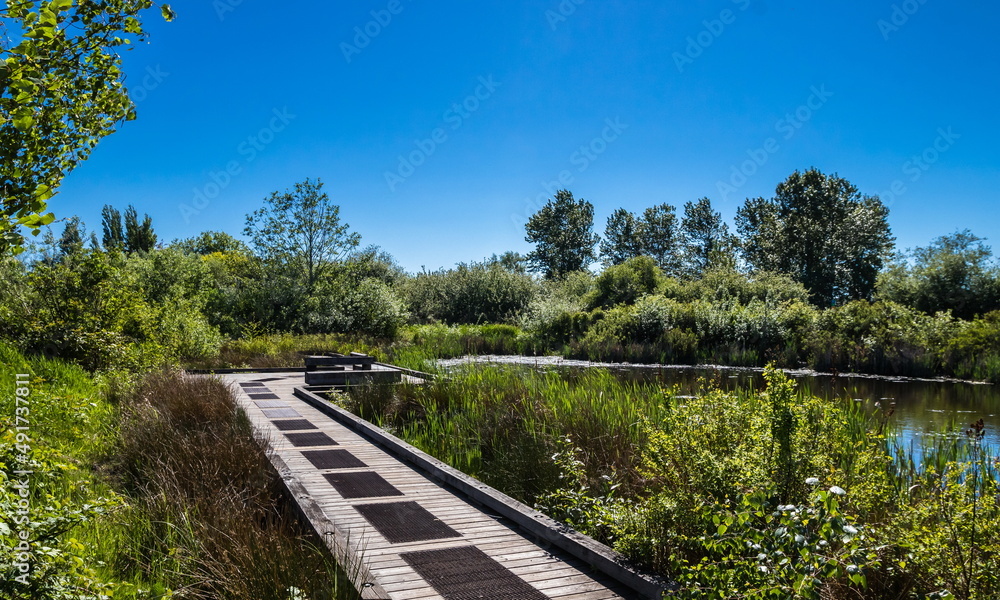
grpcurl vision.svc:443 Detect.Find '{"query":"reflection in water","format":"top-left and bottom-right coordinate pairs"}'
top-left (439, 356), bottom-right (1000, 454)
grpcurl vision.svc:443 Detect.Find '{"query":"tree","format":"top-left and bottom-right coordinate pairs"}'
top-left (637, 203), bottom-right (681, 276)
top-left (587, 255), bottom-right (664, 309)
top-left (243, 179), bottom-right (361, 289)
top-left (172, 231), bottom-right (250, 256)
top-left (57, 217), bottom-right (84, 258)
top-left (101, 205), bottom-right (124, 250)
top-left (878, 230), bottom-right (1000, 319)
top-left (0, 1), bottom-right (173, 253)
top-left (680, 197), bottom-right (736, 277)
top-left (124, 205), bottom-right (157, 253)
top-left (736, 168), bottom-right (894, 306)
top-left (600, 208), bottom-right (642, 266)
top-left (524, 189), bottom-right (600, 278)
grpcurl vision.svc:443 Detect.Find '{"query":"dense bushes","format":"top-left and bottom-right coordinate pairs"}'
top-left (0, 250), bottom-right (221, 370)
top-left (403, 261), bottom-right (536, 324)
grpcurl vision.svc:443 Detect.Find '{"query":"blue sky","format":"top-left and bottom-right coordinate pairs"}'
top-left (53, 0), bottom-right (999, 272)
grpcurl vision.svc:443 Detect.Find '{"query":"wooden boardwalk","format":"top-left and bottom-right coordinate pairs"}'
top-left (218, 371), bottom-right (655, 600)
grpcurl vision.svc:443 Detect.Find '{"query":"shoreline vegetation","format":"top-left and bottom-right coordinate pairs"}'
top-left (345, 363), bottom-right (1000, 600)
top-left (3, 172), bottom-right (1000, 598)
top-left (0, 344), bottom-right (358, 600)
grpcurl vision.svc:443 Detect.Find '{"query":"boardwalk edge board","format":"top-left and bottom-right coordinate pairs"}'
top-left (292, 386), bottom-right (669, 600)
top-left (264, 437), bottom-right (392, 600)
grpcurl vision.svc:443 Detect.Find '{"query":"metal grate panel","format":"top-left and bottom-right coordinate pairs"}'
top-left (248, 392), bottom-right (280, 400)
top-left (262, 408), bottom-right (301, 419)
top-left (284, 432), bottom-right (338, 447)
top-left (301, 449), bottom-right (366, 469)
top-left (354, 501), bottom-right (461, 544)
top-left (323, 471), bottom-right (403, 499)
top-left (253, 400), bottom-right (287, 408)
top-left (271, 419), bottom-right (318, 431)
top-left (401, 546), bottom-right (548, 599)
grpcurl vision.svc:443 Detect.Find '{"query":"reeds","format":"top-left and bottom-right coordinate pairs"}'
top-left (104, 369), bottom-right (359, 600)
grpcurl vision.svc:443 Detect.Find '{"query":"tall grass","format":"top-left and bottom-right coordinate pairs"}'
top-left (1, 342), bottom-right (359, 600)
top-left (102, 370), bottom-right (360, 600)
top-left (347, 363), bottom-right (1000, 599)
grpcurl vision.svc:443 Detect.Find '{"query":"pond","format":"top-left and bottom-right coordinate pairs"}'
top-left (437, 355), bottom-right (1000, 453)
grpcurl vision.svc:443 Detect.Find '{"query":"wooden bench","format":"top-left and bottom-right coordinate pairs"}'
top-left (304, 354), bottom-right (374, 371)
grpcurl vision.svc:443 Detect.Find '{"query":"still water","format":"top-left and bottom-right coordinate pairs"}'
top-left (438, 356), bottom-right (1000, 452)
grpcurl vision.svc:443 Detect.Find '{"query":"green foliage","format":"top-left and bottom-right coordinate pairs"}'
top-left (680, 197), bottom-right (737, 277)
top-left (56, 217), bottom-right (85, 258)
top-left (736, 168), bottom-right (894, 306)
top-left (171, 230), bottom-right (250, 256)
top-left (403, 261), bottom-right (536, 324)
top-left (123, 206), bottom-right (156, 254)
top-left (600, 208), bottom-right (642, 266)
top-left (524, 189), bottom-right (600, 278)
top-left (101, 205), bottom-right (124, 251)
top-left (878, 230), bottom-right (1000, 320)
top-left (665, 485), bottom-right (875, 600)
top-left (534, 437), bottom-right (624, 542)
top-left (586, 255), bottom-right (664, 309)
top-left (244, 178), bottom-right (361, 288)
top-left (308, 277), bottom-right (408, 338)
top-left (0, 0), bottom-right (172, 253)
top-left (892, 459), bottom-right (1000, 600)
top-left (349, 362), bottom-right (1000, 598)
top-left (637, 203), bottom-right (682, 275)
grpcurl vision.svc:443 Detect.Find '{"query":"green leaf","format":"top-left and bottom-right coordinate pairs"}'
top-left (49, 0), bottom-right (73, 11)
top-left (161, 4), bottom-right (176, 21)
top-left (12, 107), bottom-right (34, 131)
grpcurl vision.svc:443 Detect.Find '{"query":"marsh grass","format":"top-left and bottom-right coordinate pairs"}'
top-left (102, 369), bottom-right (360, 600)
top-left (184, 333), bottom-right (389, 370)
top-left (347, 363), bottom-right (1000, 599)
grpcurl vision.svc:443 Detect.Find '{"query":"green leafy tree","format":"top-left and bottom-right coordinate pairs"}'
top-left (680, 197), bottom-right (736, 277)
top-left (100, 205), bottom-right (124, 250)
top-left (525, 189), bottom-right (600, 279)
top-left (0, 1), bottom-right (173, 253)
top-left (124, 205), bottom-right (156, 253)
top-left (56, 217), bottom-right (84, 258)
top-left (244, 179), bottom-right (361, 289)
top-left (879, 230), bottom-right (1000, 319)
top-left (600, 208), bottom-right (642, 266)
top-left (736, 168), bottom-right (894, 307)
top-left (172, 230), bottom-right (250, 256)
top-left (587, 255), bottom-right (664, 309)
top-left (637, 203), bottom-right (681, 276)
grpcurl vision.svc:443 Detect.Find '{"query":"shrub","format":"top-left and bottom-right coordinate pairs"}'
top-left (403, 261), bottom-right (537, 324)
top-left (586, 255), bottom-right (664, 309)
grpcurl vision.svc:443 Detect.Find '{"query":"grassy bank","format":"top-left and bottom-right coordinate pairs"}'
top-left (346, 364), bottom-right (1000, 599)
top-left (0, 344), bottom-right (357, 599)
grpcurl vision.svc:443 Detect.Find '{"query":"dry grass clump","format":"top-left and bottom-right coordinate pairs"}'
top-left (108, 369), bottom-right (358, 600)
